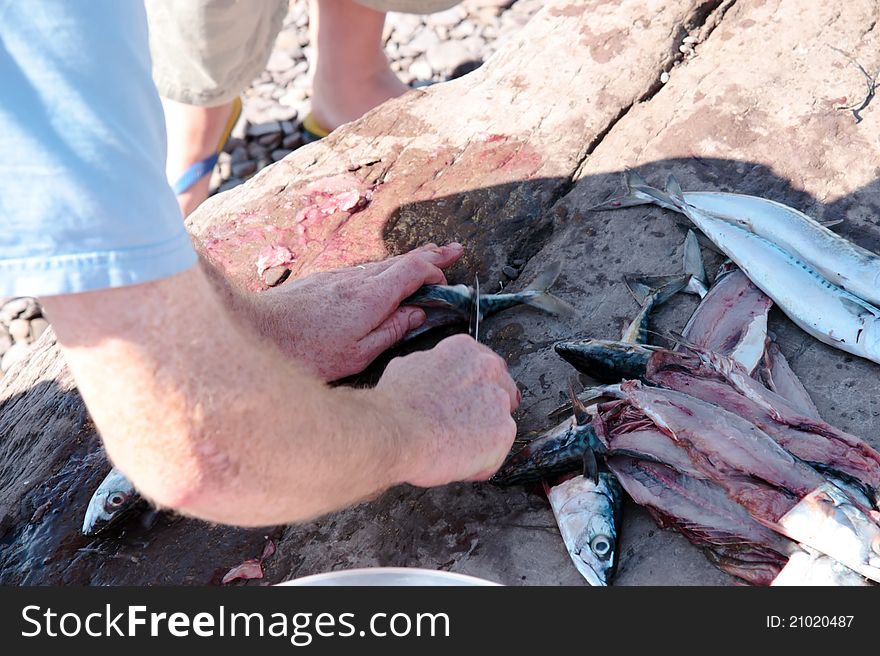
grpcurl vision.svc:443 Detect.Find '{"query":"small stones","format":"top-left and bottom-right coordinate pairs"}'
top-left (262, 266), bottom-right (291, 287)
top-left (660, 71), bottom-right (670, 84)
top-left (231, 160), bottom-right (258, 179)
top-left (426, 41), bottom-right (473, 74)
top-left (409, 59), bottom-right (434, 81)
top-left (282, 133), bottom-right (303, 150)
top-left (206, 0), bottom-right (543, 201)
top-left (502, 265), bottom-right (520, 280)
top-left (257, 131), bottom-right (283, 148)
top-left (246, 121), bottom-right (282, 138)
top-left (0, 297), bottom-right (49, 377)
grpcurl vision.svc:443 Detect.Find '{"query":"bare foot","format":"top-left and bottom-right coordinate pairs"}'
top-left (162, 97), bottom-right (238, 217)
top-left (308, 0), bottom-right (409, 133)
top-left (310, 64), bottom-right (409, 132)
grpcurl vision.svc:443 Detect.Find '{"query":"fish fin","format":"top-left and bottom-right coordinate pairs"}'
top-left (664, 174), bottom-right (686, 205)
top-left (625, 168), bottom-right (651, 189)
top-left (522, 292), bottom-right (576, 317)
top-left (582, 448), bottom-right (599, 485)
top-left (622, 275), bottom-right (654, 306)
top-left (569, 380), bottom-right (591, 425)
top-left (589, 170), bottom-right (679, 212)
top-left (517, 261), bottom-right (575, 316)
top-left (820, 218), bottom-right (844, 229)
top-left (525, 260), bottom-right (562, 292)
top-left (683, 229), bottom-right (707, 288)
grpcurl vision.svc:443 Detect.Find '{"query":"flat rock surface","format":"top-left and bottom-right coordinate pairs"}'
top-left (2, 0), bottom-right (880, 586)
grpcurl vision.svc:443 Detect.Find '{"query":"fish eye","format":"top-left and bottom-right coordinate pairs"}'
top-left (107, 493), bottom-right (127, 508)
top-left (591, 535), bottom-right (612, 559)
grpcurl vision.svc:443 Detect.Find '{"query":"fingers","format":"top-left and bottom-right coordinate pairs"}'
top-left (374, 250), bottom-right (450, 303)
top-left (358, 306), bottom-right (426, 358)
top-left (352, 243), bottom-right (463, 277)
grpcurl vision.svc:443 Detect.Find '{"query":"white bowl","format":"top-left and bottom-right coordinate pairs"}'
top-left (276, 567), bottom-right (500, 586)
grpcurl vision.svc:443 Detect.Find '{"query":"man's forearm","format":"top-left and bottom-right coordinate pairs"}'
top-left (42, 265), bottom-right (411, 526)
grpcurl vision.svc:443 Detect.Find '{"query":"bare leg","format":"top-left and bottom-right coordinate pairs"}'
top-left (309, 0), bottom-right (409, 131)
top-left (161, 97), bottom-right (237, 218)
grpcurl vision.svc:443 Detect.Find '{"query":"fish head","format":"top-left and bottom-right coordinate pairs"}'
top-left (547, 473), bottom-right (623, 586)
top-left (570, 516), bottom-right (618, 587)
top-left (82, 468), bottom-right (139, 535)
top-left (555, 339), bottom-right (654, 382)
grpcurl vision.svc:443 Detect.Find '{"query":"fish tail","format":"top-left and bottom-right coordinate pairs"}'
top-left (683, 229), bottom-right (708, 295)
top-left (589, 169), bottom-right (683, 213)
top-left (522, 261), bottom-right (576, 316)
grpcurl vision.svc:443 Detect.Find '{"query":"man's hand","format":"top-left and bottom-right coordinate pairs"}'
top-left (255, 243), bottom-right (463, 381)
top-left (377, 334), bottom-right (520, 486)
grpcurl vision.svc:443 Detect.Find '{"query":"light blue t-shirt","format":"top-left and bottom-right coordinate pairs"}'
top-left (0, 0), bottom-right (197, 297)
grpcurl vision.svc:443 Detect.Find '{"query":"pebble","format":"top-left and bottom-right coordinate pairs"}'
top-left (246, 121), bottom-right (282, 138)
top-left (8, 319), bottom-right (30, 342)
top-left (428, 7), bottom-right (466, 28)
top-left (409, 59), bottom-right (434, 81)
top-left (272, 149), bottom-right (293, 162)
top-left (257, 132), bottom-right (283, 148)
top-left (502, 265), bottom-right (520, 280)
top-left (387, 13), bottom-right (422, 41)
top-left (231, 160), bottom-right (258, 178)
top-left (266, 50), bottom-right (295, 73)
top-left (282, 133), bottom-right (303, 150)
top-left (0, 298), bottom-right (30, 322)
top-left (262, 266), bottom-right (291, 287)
top-left (426, 41), bottom-right (474, 73)
top-left (660, 71), bottom-right (670, 84)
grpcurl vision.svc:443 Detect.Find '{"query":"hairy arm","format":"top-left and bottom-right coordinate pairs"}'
top-left (41, 253), bottom-right (518, 526)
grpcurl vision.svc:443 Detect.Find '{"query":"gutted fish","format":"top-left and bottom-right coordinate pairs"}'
top-left (82, 467), bottom-right (142, 535)
top-left (679, 268), bottom-right (772, 374)
top-left (545, 472), bottom-right (623, 586)
top-left (754, 340), bottom-right (821, 420)
top-left (645, 350), bottom-right (880, 503)
top-left (778, 483), bottom-right (880, 582)
top-left (607, 456), bottom-right (793, 585)
top-left (771, 547), bottom-right (872, 586)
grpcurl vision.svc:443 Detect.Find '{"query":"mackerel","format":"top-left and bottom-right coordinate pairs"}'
top-left (595, 170), bottom-right (878, 305)
top-left (609, 175), bottom-right (880, 364)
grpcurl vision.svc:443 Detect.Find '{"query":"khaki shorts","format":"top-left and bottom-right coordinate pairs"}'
top-left (146, 0), bottom-right (462, 106)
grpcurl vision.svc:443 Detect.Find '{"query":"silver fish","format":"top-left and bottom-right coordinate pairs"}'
top-left (405, 261), bottom-right (574, 321)
top-left (778, 483), bottom-right (880, 582)
top-left (82, 467), bottom-right (141, 535)
top-left (771, 547), bottom-right (872, 587)
top-left (609, 175), bottom-right (880, 364)
top-left (597, 170), bottom-right (880, 307)
top-left (545, 472), bottom-right (623, 586)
